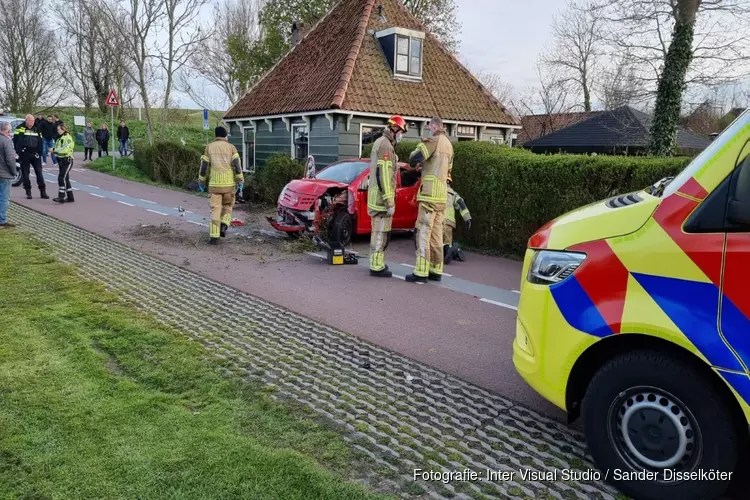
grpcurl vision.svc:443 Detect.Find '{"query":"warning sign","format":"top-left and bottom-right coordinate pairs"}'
top-left (105, 89), bottom-right (120, 107)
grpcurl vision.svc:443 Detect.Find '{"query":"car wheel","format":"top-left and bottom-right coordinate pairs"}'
top-left (583, 350), bottom-right (738, 500)
top-left (329, 210), bottom-right (353, 247)
top-left (12, 166), bottom-right (22, 187)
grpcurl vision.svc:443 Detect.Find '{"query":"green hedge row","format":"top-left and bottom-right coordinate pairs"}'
top-left (364, 140), bottom-right (691, 257)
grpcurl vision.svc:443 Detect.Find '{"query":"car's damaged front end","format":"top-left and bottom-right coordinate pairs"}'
top-left (267, 181), bottom-right (352, 236)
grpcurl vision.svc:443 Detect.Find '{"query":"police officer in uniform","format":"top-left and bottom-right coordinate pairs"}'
top-left (367, 115), bottom-right (408, 278)
top-left (13, 114), bottom-right (48, 200)
top-left (405, 117), bottom-right (452, 283)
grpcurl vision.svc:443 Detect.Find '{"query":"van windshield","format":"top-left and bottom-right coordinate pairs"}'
top-left (315, 161), bottom-right (369, 184)
top-left (662, 109), bottom-right (749, 198)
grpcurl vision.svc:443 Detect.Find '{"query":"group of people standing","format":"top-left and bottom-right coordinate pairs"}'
top-left (82, 120), bottom-right (130, 161)
top-left (367, 115), bottom-right (471, 283)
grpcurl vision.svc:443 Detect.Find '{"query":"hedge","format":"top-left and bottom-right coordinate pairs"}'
top-left (133, 140), bottom-right (207, 189)
top-left (256, 153), bottom-right (305, 204)
top-left (364, 140), bottom-right (691, 257)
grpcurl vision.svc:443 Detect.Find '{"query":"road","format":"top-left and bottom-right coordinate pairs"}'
top-left (14, 154), bottom-right (561, 419)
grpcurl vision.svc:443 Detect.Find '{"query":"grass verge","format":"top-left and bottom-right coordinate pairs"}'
top-left (87, 156), bottom-right (156, 185)
top-left (0, 230), bottom-right (391, 500)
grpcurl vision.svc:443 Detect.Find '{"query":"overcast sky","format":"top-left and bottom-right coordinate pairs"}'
top-left (455, 0), bottom-right (559, 91)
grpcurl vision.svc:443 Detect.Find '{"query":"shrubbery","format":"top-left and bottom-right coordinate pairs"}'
top-left (256, 153), bottom-right (305, 203)
top-left (133, 140), bottom-right (204, 189)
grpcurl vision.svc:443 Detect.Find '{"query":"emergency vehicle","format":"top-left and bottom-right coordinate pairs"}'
top-left (514, 109), bottom-right (750, 500)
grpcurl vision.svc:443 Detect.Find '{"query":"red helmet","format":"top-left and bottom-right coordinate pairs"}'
top-left (387, 115), bottom-right (408, 133)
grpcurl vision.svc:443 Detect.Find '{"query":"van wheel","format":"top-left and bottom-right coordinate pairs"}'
top-left (329, 210), bottom-right (353, 247)
top-left (582, 350), bottom-right (738, 500)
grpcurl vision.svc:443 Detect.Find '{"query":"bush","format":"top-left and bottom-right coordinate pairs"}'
top-left (449, 143), bottom-right (691, 257)
top-left (132, 140), bottom-right (155, 178)
top-left (259, 153), bottom-right (305, 203)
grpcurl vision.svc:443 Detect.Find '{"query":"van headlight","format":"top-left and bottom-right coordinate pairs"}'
top-left (527, 250), bottom-right (586, 285)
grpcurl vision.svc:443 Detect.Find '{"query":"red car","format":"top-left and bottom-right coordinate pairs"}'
top-left (268, 158), bottom-right (421, 246)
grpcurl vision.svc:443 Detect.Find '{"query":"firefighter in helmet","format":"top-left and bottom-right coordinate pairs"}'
top-left (405, 117), bottom-right (452, 283)
top-left (367, 115), bottom-right (407, 277)
top-left (443, 172), bottom-right (471, 264)
top-left (198, 126), bottom-right (244, 244)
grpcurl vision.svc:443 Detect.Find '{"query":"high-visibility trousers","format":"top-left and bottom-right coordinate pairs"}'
top-left (414, 203), bottom-right (445, 277)
top-left (443, 223), bottom-right (454, 247)
top-left (369, 213), bottom-right (392, 272)
top-left (209, 191), bottom-right (235, 238)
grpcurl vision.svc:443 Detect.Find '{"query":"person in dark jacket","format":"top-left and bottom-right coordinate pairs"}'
top-left (83, 121), bottom-right (96, 161)
top-left (96, 123), bottom-right (110, 157)
top-left (13, 114), bottom-right (48, 199)
top-left (39, 114), bottom-right (56, 165)
top-left (117, 119), bottom-right (129, 156)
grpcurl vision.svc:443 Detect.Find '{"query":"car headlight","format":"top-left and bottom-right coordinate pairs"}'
top-left (278, 187), bottom-right (287, 204)
top-left (527, 250), bottom-right (586, 285)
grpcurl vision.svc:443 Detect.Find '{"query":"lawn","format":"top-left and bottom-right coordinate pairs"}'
top-left (0, 230), bottom-right (390, 500)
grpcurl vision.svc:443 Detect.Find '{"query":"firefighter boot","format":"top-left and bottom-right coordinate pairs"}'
top-left (405, 273), bottom-right (428, 284)
top-left (25, 188), bottom-right (32, 199)
top-left (39, 187), bottom-right (49, 199)
top-left (209, 237), bottom-right (219, 245)
top-left (220, 223), bottom-right (228, 238)
top-left (444, 244), bottom-right (453, 265)
top-left (370, 265), bottom-right (392, 278)
top-left (428, 272), bottom-right (442, 282)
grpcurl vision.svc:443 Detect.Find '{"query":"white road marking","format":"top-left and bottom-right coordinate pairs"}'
top-left (72, 187), bottom-right (80, 191)
top-left (71, 180), bottom-right (78, 183)
top-left (118, 201), bottom-right (135, 207)
top-left (89, 193), bottom-right (105, 198)
top-left (392, 274), bottom-right (406, 280)
top-left (86, 185), bottom-right (100, 189)
top-left (512, 290), bottom-right (520, 294)
top-left (479, 298), bottom-right (518, 311)
top-left (187, 220), bottom-right (208, 227)
top-left (140, 199), bottom-right (156, 204)
top-left (111, 191), bottom-right (125, 196)
top-left (401, 263), bottom-right (452, 277)
top-left (147, 209), bottom-right (169, 216)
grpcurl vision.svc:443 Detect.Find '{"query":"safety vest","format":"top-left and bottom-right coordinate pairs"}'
top-left (416, 130), bottom-right (452, 206)
top-left (54, 133), bottom-right (75, 158)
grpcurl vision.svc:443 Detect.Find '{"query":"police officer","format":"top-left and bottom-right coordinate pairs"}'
top-left (13, 114), bottom-right (48, 200)
top-left (367, 115), bottom-right (407, 278)
top-left (198, 126), bottom-right (244, 244)
top-left (405, 117), bottom-right (452, 283)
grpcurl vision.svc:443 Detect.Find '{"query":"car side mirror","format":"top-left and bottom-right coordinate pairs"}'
top-left (727, 156), bottom-right (750, 226)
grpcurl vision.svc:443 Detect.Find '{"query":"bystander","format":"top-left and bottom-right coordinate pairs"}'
top-left (0, 121), bottom-right (17, 228)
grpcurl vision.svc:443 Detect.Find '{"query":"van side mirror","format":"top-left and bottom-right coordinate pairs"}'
top-left (727, 156), bottom-right (750, 226)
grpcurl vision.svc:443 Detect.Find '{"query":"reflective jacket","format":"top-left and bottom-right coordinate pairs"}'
top-left (445, 187), bottom-right (471, 228)
top-left (367, 128), bottom-right (398, 215)
top-left (199, 137), bottom-right (243, 193)
top-left (13, 123), bottom-right (43, 157)
top-left (409, 129), bottom-right (452, 208)
top-left (54, 133), bottom-right (75, 158)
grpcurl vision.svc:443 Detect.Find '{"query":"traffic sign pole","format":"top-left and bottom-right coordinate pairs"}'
top-left (105, 89), bottom-right (121, 171)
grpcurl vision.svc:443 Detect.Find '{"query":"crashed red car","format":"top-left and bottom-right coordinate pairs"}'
top-left (268, 159), bottom-right (421, 246)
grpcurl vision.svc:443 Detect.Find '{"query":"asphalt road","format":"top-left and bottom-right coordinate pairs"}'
top-left (14, 153), bottom-right (563, 420)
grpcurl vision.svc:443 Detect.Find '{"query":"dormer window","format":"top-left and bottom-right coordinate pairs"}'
top-left (376, 27), bottom-right (425, 81)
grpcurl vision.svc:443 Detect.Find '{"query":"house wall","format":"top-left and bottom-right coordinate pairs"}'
top-left (308, 116), bottom-right (339, 170)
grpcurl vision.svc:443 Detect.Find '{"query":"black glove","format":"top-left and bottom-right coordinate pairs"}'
top-left (466, 220), bottom-right (472, 230)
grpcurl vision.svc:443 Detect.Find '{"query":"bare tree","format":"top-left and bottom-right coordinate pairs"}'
top-left (595, 52), bottom-right (644, 109)
top-left (158, 0), bottom-right (211, 130)
top-left (541, 0), bottom-right (603, 112)
top-left (187, 0), bottom-right (260, 107)
top-left (0, 0), bottom-right (62, 112)
top-left (474, 70), bottom-right (515, 105)
top-left (97, 0), bottom-right (166, 144)
top-left (403, 0), bottom-right (462, 52)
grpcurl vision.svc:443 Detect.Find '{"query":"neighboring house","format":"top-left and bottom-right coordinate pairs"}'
top-left (516, 111), bottom-right (602, 146)
top-left (681, 100), bottom-right (724, 137)
top-left (222, 0), bottom-right (520, 172)
top-left (521, 105), bottom-right (711, 156)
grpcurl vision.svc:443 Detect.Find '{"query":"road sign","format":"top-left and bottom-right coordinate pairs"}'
top-left (73, 115), bottom-right (85, 126)
top-left (105, 89), bottom-right (120, 107)
top-left (203, 108), bottom-right (209, 130)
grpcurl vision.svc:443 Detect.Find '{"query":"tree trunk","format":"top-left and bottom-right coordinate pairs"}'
top-left (582, 80), bottom-right (591, 113)
top-left (649, 3), bottom-right (697, 156)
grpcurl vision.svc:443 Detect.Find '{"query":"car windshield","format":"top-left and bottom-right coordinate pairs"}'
top-left (315, 161), bottom-right (369, 184)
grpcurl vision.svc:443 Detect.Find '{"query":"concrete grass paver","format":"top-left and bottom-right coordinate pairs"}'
top-left (7, 203), bottom-right (623, 500)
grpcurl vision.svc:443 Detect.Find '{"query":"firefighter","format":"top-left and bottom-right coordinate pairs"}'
top-left (367, 115), bottom-right (407, 278)
top-left (405, 117), bottom-right (452, 283)
top-left (198, 126), bottom-right (244, 244)
top-left (443, 173), bottom-right (471, 264)
top-left (13, 114), bottom-right (48, 200)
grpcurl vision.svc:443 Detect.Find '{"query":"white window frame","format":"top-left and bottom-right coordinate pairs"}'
top-left (394, 34), bottom-right (423, 80)
top-left (291, 123), bottom-right (309, 162)
top-left (241, 125), bottom-right (256, 173)
top-left (359, 122), bottom-right (386, 158)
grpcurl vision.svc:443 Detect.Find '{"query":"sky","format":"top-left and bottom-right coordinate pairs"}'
top-left (454, 0), bottom-right (559, 91)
